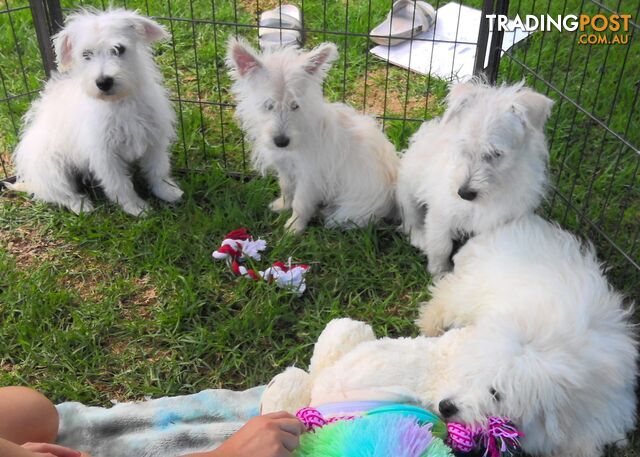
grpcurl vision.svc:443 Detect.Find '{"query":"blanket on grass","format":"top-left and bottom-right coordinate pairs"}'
top-left (56, 387), bottom-right (264, 457)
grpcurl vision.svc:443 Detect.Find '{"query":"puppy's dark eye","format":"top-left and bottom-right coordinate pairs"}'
top-left (264, 100), bottom-right (275, 111)
top-left (290, 101), bottom-right (299, 111)
top-left (82, 50), bottom-right (93, 60)
top-left (111, 45), bottom-right (126, 56)
top-left (490, 388), bottom-right (502, 402)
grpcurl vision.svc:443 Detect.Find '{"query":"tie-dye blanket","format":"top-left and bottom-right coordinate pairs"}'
top-left (56, 387), bottom-right (264, 457)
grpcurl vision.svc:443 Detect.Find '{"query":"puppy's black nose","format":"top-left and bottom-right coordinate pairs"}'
top-left (458, 187), bottom-right (478, 201)
top-left (439, 399), bottom-right (459, 418)
top-left (96, 76), bottom-right (114, 92)
top-left (273, 135), bottom-right (290, 148)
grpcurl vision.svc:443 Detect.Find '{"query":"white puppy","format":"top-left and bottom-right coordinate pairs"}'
top-left (260, 317), bottom-right (470, 415)
top-left (7, 9), bottom-right (182, 215)
top-left (397, 80), bottom-right (553, 275)
top-left (418, 214), bottom-right (637, 457)
top-left (227, 39), bottom-right (399, 234)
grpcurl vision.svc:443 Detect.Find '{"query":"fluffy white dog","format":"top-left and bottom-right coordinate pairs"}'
top-left (7, 9), bottom-right (182, 215)
top-left (260, 317), bottom-right (469, 414)
top-left (396, 80), bottom-right (553, 275)
top-left (227, 39), bottom-right (399, 234)
top-left (262, 215), bottom-right (637, 456)
top-left (418, 214), bottom-right (637, 457)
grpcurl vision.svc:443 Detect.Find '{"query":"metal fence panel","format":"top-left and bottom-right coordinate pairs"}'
top-left (493, 0), bottom-right (639, 298)
top-left (0, 0), bottom-right (638, 299)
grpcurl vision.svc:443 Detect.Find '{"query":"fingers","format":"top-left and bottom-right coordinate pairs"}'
top-left (258, 412), bottom-right (305, 453)
top-left (22, 443), bottom-right (82, 457)
top-left (276, 418), bottom-right (306, 437)
top-left (263, 411), bottom-right (296, 420)
top-left (279, 431), bottom-right (300, 452)
top-left (262, 411), bottom-right (305, 437)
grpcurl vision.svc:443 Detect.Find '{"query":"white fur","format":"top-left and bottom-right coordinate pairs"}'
top-left (7, 9), bottom-right (182, 216)
top-left (226, 39), bottom-right (399, 234)
top-left (397, 80), bottom-right (553, 275)
top-left (260, 317), bottom-right (470, 413)
top-left (418, 214), bottom-right (637, 457)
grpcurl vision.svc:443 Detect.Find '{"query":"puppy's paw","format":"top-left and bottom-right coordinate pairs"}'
top-left (409, 232), bottom-right (429, 253)
top-left (285, 215), bottom-right (306, 235)
top-left (416, 301), bottom-right (447, 337)
top-left (429, 270), bottom-right (448, 282)
top-left (260, 367), bottom-right (312, 415)
top-left (427, 260), bottom-right (450, 278)
top-left (121, 199), bottom-right (151, 217)
top-left (269, 196), bottom-right (290, 213)
top-left (615, 438), bottom-right (629, 449)
top-left (68, 198), bottom-right (94, 215)
top-left (152, 180), bottom-right (184, 203)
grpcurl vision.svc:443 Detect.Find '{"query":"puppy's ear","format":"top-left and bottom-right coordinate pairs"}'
top-left (442, 82), bottom-right (479, 123)
top-left (226, 37), bottom-right (263, 78)
top-left (513, 88), bottom-right (554, 131)
top-left (132, 16), bottom-right (170, 43)
top-left (302, 43), bottom-right (338, 80)
top-left (53, 29), bottom-right (74, 72)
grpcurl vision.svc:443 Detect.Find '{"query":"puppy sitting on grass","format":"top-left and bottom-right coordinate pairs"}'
top-left (8, 9), bottom-right (182, 216)
top-left (396, 80), bottom-right (553, 275)
top-left (227, 39), bottom-right (399, 234)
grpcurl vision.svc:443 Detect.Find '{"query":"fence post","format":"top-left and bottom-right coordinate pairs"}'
top-left (485, 0), bottom-right (509, 83)
top-left (29, 0), bottom-right (64, 78)
top-left (473, 0), bottom-right (494, 77)
top-left (474, 0), bottom-right (509, 84)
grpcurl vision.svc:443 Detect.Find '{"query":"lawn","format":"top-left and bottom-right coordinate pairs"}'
top-left (0, 0), bottom-right (638, 455)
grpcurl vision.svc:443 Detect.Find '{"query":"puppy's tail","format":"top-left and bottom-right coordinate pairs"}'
top-left (2, 180), bottom-right (28, 192)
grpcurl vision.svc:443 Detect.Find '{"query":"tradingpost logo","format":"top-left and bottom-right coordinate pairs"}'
top-left (487, 14), bottom-right (633, 45)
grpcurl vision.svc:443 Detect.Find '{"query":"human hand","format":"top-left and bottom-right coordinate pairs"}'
top-left (20, 443), bottom-right (82, 457)
top-left (186, 411), bottom-right (306, 457)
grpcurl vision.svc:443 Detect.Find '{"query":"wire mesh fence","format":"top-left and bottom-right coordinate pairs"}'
top-left (493, 0), bottom-right (639, 299)
top-left (0, 0), bottom-right (638, 297)
top-left (0, 0), bottom-right (502, 179)
top-left (0, 0), bottom-right (45, 181)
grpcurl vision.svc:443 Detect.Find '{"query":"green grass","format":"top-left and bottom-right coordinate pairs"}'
top-left (0, 0), bottom-right (639, 455)
top-left (1, 171), bottom-right (430, 402)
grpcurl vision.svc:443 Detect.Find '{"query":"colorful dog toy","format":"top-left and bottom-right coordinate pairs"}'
top-left (294, 406), bottom-right (452, 457)
top-left (447, 417), bottom-right (523, 457)
top-left (212, 228), bottom-right (309, 294)
top-left (294, 404), bottom-right (523, 457)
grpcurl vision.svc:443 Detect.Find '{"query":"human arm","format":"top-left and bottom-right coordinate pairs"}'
top-left (181, 411), bottom-right (306, 457)
top-left (0, 438), bottom-right (85, 457)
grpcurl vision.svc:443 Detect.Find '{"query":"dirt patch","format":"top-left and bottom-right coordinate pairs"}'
top-left (119, 274), bottom-right (161, 321)
top-left (347, 68), bottom-right (434, 118)
top-left (109, 341), bottom-right (129, 357)
top-left (1, 227), bottom-right (112, 302)
top-left (1, 226), bottom-right (160, 311)
top-left (0, 360), bottom-right (14, 373)
top-left (135, 277), bottom-right (159, 308)
top-left (1, 226), bottom-right (67, 267)
top-left (56, 257), bottom-right (114, 302)
top-left (145, 347), bottom-right (174, 363)
top-left (106, 339), bottom-right (173, 363)
top-left (0, 192), bottom-right (35, 210)
top-left (235, 0), bottom-right (295, 18)
top-left (89, 380), bottom-right (130, 403)
top-left (0, 151), bottom-right (14, 177)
